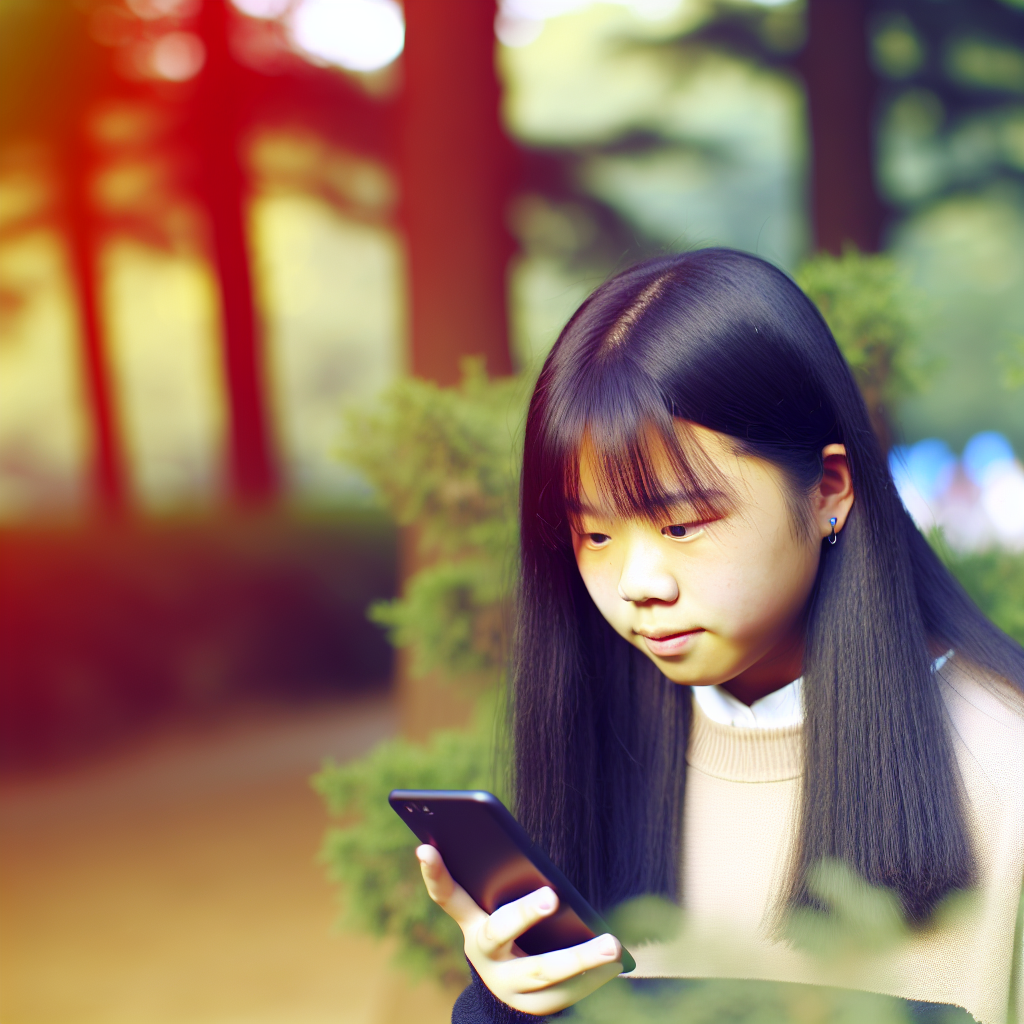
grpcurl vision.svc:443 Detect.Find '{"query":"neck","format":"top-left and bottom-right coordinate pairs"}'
top-left (720, 629), bottom-right (805, 707)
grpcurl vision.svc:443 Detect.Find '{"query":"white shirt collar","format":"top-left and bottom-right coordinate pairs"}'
top-left (691, 650), bottom-right (954, 731)
top-left (692, 677), bottom-right (803, 730)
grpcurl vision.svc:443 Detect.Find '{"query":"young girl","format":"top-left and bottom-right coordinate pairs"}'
top-left (415, 249), bottom-right (1024, 1022)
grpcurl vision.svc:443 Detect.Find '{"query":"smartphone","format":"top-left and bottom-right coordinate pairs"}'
top-left (389, 789), bottom-right (635, 973)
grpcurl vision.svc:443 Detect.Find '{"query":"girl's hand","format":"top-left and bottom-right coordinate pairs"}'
top-left (416, 844), bottom-right (623, 1016)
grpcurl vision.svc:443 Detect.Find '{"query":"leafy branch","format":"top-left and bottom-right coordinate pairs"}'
top-left (797, 247), bottom-right (929, 449)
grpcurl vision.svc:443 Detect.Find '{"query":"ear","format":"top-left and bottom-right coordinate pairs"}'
top-left (815, 444), bottom-right (854, 541)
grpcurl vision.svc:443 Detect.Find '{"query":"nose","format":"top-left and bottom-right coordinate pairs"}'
top-left (617, 541), bottom-right (679, 604)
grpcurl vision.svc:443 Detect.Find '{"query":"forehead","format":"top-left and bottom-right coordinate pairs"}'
top-left (571, 420), bottom-right (738, 519)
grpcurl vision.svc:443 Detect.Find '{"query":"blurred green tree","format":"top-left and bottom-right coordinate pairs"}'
top-left (515, 0), bottom-right (1024, 283)
top-left (796, 246), bottom-right (924, 449)
top-left (871, 0), bottom-right (1024, 211)
top-left (998, 335), bottom-right (1024, 391)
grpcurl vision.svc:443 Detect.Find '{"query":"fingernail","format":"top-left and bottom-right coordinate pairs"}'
top-left (535, 887), bottom-right (555, 912)
top-left (597, 935), bottom-right (618, 958)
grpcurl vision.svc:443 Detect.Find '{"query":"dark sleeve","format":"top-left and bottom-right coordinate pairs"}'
top-left (451, 962), bottom-right (566, 1024)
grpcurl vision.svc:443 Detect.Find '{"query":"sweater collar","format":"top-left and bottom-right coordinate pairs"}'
top-left (686, 697), bottom-right (803, 782)
top-left (686, 651), bottom-right (955, 783)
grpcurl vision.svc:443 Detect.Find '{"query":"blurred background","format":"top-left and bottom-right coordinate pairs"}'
top-left (1, 0), bottom-right (1022, 1022)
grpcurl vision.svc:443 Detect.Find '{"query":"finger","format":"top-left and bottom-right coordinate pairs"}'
top-left (514, 960), bottom-right (624, 1017)
top-left (416, 846), bottom-right (486, 930)
top-left (503, 933), bottom-right (623, 994)
top-left (478, 887), bottom-right (558, 956)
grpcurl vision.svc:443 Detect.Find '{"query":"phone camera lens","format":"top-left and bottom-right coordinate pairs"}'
top-left (422, 804), bottom-right (431, 814)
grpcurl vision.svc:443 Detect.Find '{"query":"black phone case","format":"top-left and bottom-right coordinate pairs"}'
top-left (389, 789), bottom-right (635, 973)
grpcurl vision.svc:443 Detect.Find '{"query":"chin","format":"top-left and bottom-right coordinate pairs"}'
top-left (652, 662), bottom-right (710, 686)
top-left (649, 655), bottom-right (733, 688)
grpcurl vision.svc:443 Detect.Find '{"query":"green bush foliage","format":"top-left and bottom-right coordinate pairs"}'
top-left (577, 862), bottom-right (982, 1023)
top-left (936, 543), bottom-right (1024, 647)
top-left (313, 718), bottom-right (505, 987)
top-left (796, 247), bottom-right (926, 447)
top-left (997, 334), bottom-right (1024, 391)
top-left (338, 359), bottom-right (527, 679)
top-left (577, 977), bottom-right (912, 1024)
top-left (573, 974), bottom-right (965, 1024)
top-left (318, 362), bottom-right (525, 986)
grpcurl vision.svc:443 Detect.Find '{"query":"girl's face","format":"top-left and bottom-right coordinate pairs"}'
top-left (571, 422), bottom-right (853, 695)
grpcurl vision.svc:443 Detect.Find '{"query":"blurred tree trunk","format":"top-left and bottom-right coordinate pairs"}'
top-left (400, 0), bottom-right (515, 383)
top-left (801, 0), bottom-right (885, 253)
top-left (397, 0), bottom-right (516, 738)
top-left (63, 131), bottom-right (127, 514)
top-left (194, 0), bottom-right (277, 504)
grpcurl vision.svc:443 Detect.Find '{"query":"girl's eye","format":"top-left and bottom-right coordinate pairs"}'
top-left (585, 532), bottom-right (611, 547)
top-left (661, 523), bottom-right (703, 541)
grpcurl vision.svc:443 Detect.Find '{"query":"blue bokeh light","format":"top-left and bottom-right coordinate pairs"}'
top-left (962, 431), bottom-right (1015, 488)
top-left (889, 438), bottom-right (956, 502)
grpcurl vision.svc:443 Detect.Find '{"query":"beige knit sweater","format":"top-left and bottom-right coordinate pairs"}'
top-left (630, 658), bottom-right (1024, 1024)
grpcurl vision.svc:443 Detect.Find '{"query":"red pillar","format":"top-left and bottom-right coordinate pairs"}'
top-left (801, 0), bottom-right (885, 254)
top-left (400, 0), bottom-right (515, 384)
top-left (396, 2), bottom-right (516, 739)
top-left (194, 0), bottom-right (277, 503)
top-left (63, 133), bottom-right (127, 514)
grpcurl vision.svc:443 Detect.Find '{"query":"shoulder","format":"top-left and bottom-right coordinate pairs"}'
top-left (939, 655), bottom-right (1024, 733)
top-left (938, 656), bottom-right (1024, 799)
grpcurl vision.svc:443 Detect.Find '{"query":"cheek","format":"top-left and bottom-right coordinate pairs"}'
top-left (692, 531), bottom-right (818, 639)
top-left (576, 557), bottom-right (629, 633)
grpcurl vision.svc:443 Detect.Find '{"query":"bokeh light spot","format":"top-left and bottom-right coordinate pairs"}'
top-left (127, 0), bottom-right (201, 19)
top-left (231, 0), bottom-right (293, 17)
top-left (495, 15), bottom-right (545, 48)
top-left (496, 0), bottom-right (694, 49)
top-left (151, 32), bottom-right (207, 81)
top-left (890, 438), bottom-right (956, 503)
top-left (962, 430), bottom-right (1016, 488)
top-left (288, 0), bottom-right (405, 72)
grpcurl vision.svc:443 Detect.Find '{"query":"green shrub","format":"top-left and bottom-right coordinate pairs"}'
top-left (935, 542), bottom-right (1024, 647)
top-left (997, 334), bottom-right (1024, 391)
top-left (313, 716), bottom-right (506, 986)
top-left (797, 247), bottom-right (926, 447)
top-left (338, 360), bottom-right (527, 681)
top-left (318, 363), bottom-right (525, 985)
top-left (576, 862), bottom-right (981, 1023)
top-left (573, 975), bottom-right (938, 1024)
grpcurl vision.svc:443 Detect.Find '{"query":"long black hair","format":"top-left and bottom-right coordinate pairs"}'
top-left (512, 247), bottom-right (1024, 924)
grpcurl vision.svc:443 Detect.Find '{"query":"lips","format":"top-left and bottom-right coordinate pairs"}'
top-left (638, 628), bottom-right (704, 657)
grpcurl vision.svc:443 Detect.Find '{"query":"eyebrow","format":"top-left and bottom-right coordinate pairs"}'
top-left (569, 489), bottom-right (728, 519)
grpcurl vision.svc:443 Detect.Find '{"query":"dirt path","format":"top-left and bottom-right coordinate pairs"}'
top-left (0, 697), bottom-right (459, 1024)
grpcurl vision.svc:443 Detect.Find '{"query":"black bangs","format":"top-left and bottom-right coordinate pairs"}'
top-left (560, 416), bottom-right (734, 530)
top-left (531, 298), bottom-right (735, 545)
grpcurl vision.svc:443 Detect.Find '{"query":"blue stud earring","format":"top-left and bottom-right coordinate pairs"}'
top-left (827, 517), bottom-right (837, 545)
